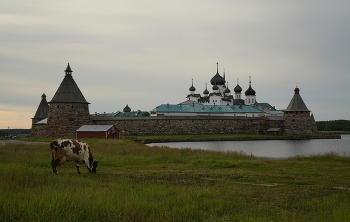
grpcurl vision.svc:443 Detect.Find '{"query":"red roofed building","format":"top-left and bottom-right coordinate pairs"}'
top-left (76, 125), bottom-right (120, 139)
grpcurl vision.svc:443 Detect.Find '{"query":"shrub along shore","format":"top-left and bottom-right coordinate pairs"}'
top-left (1, 138), bottom-right (349, 221)
top-left (135, 133), bottom-right (342, 144)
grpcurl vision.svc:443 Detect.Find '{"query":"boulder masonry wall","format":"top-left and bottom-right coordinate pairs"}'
top-left (92, 116), bottom-right (284, 136)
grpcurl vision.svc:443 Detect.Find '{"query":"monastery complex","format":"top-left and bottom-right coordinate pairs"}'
top-left (31, 63), bottom-right (317, 138)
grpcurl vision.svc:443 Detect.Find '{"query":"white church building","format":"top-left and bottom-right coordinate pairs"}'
top-left (153, 63), bottom-right (283, 117)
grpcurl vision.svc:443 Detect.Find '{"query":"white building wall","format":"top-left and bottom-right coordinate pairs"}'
top-left (209, 95), bottom-right (221, 105)
top-left (245, 95), bottom-right (256, 105)
top-left (188, 95), bottom-right (197, 101)
top-left (157, 112), bottom-right (263, 117)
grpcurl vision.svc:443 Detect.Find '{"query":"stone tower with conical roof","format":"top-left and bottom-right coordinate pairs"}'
top-left (283, 87), bottom-right (316, 135)
top-left (32, 93), bottom-right (49, 124)
top-left (30, 93), bottom-right (50, 137)
top-left (46, 63), bottom-right (92, 137)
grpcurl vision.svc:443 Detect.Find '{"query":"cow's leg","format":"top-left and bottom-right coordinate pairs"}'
top-left (51, 155), bottom-right (67, 175)
top-left (51, 158), bottom-right (60, 175)
top-left (51, 152), bottom-right (58, 174)
top-left (75, 162), bottom-right (81, 174)
top-left (51, 160), bottom-right (57, 174)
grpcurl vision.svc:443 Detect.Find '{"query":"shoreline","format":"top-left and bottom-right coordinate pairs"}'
top-left (140, 134), bottom-right (341, 144)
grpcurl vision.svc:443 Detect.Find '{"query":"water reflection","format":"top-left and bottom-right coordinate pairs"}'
top-left (148, 135), bottom-right (350, 159)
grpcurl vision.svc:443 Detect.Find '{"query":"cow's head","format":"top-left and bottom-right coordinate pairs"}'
top-left (89, 160), bottom-right (98, 173)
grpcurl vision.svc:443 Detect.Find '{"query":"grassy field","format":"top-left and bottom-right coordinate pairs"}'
top-left (1, 138), bottom-right (350, 221)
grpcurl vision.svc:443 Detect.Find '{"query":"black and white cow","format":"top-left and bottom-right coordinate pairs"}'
top-left (50, 139), bottom-right (98, 175)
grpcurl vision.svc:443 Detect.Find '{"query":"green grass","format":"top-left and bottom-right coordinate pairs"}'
top-left (1, 138), bottom-right (350, 221)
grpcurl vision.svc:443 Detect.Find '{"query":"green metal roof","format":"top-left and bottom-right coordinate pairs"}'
top-left (91, 111), bottom-right (150, 117)
top-left (154, 104), bottom-right (263, 113)
top-left (257, 103), bottom-right (276, 111)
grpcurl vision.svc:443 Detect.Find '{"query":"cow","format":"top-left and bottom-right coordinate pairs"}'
top-left (50, 139), bottom-right (98, 175)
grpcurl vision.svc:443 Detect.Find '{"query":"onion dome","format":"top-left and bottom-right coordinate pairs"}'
top-left (189, 79), bottom-right (196, 92)
top-left (224, 81), bottom-right (231, 94)
top-left (234, 84), bottom-right (242, 93)
top-left (234, 78), bottom-right (242, 93)
top-left (123, 104), bottom-right (131, 112)
top-left (245, 76), bottom-right (256, 96)
top-left (210, 73), bottom-right (225, 85)
top-left (212, 84), bottom-right (219, 91)
top-left (203, 83), bottom-right (209, 95)
top-left (245, 86), bottom-right (255, 96)
top-left (210, 62), bottom-right (226, 85)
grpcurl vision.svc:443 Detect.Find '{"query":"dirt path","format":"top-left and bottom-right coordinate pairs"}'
top-left (0, 140), bottom-right (47, 145)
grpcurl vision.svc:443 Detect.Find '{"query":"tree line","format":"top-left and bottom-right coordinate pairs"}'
top-left (316, 120), bottom-right (350, 131)
top-left (0, 128), bottom-right (31, 138)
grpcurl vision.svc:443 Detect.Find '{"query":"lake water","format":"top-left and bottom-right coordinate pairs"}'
top-left (148, 134), bottom-right (350, 159)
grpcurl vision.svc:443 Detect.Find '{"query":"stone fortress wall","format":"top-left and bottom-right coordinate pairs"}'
top-left (32, 115), bottom-right (285, 137)
top-left (92, 116), bottom-right (284, 136)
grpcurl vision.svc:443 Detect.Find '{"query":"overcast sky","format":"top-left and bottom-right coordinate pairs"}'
top-left (1, 0), bottom-right (349, 129)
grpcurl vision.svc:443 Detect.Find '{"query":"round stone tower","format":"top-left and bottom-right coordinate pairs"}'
top-left (46, 63), bottom-right (92, 137)
top-left (283, 87), bottom-right (315, 135)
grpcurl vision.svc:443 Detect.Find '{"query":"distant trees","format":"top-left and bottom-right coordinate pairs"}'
top-left (316, 120), bottom-right (350, 131)
top-left (0, 128), bottom-right (30, 138)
